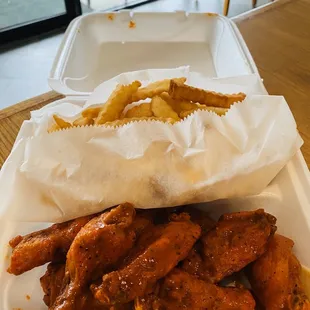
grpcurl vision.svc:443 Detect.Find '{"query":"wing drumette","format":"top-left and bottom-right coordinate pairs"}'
top-left (135, 268), bottom-right (255, 310)
top-left (91, 213), bottom-right (201, 306)
top-left (40, 263), bottom-right (66, 307)
top-left (200, 209), bottom-right (276, 283)
top-left (40, 263), bottom-right (121, 309)
top-left (248, 234), bottom-right (310, 310)
top-left (8, 214), bottom-right (95, 275)
top-left (51, 203), bottom-right (137, 310)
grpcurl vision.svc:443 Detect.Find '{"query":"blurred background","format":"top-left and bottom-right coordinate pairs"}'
top-left (0, 0), bottom-right (272, 41)
top-left (0, 0), bottom-right (272, 108)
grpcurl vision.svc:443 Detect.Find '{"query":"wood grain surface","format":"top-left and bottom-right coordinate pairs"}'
top-left (0, 0), bottom-right (309, 169)
top-left (0, 91), bottom-right (64, 167)
top-left (236, 0), bottom-right (310, 168)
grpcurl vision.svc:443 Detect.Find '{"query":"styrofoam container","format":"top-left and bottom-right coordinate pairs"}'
top-left (1, 11), bottom-right (310, 310)
top-left (49, 11), bottom-right (258, 95)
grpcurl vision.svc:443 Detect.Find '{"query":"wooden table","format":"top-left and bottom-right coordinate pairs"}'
top-left (0, 0), bottom-right (309, 168)
top-left (234, 0), bottom-right (310, 167)
top-left (0, 91), bottom-right (64, 167)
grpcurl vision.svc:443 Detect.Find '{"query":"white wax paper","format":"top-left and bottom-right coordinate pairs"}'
top-left (0, 67), bottom-right (303, 222)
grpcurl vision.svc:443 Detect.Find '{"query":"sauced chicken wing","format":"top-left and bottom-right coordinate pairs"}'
top-left (120, 223), bottom-right (162, 269)
top-left (179, 209), bottom-right (215, 279)
top-left (248, 234), bottom-right (310, 310)
top-left (136, 207), bottom-right (183, 225)
top-left (135, 268), bottom-right (255, 310)
top-left (40, 263), bottom-right (133, 310)
top-left (130, 214), bottom-right (153, 237)
top-left (172, 209), bottom-right (215, 279)
top-left (40, 213), bottom-right (151, 309)
top-left (182, 207), bottom-right (216, 235)
top-left (51, 203), bottom-right (137, 310)
top-left (181, 244), bottom-right (206, 279)
top-left (40, 263), bottom-right (66, 307)
top-left (7, 214), bottom-right (95, 275)
top-left (91, 214), bottom-right (201, 306)
top-left (200, 209), bottom-right (276, 283)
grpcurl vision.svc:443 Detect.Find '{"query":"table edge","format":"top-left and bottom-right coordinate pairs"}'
top-left (0, 91), bottom-right (64, 121)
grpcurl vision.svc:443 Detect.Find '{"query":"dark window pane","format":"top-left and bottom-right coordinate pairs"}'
top-left (0, 0), bottom-right (67, 30)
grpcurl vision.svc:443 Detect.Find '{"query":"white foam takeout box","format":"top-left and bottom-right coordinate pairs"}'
top-left (0, 11), bottom-right (309, 309)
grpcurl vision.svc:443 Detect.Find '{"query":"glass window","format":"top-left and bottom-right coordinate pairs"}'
top-left (0, 0), bottom-right (67, 30)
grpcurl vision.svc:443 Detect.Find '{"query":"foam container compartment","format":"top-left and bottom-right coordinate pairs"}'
top-left (0, 11), bottom-right (310, 309)
top-left (49, 11), bottom-right (257, 95)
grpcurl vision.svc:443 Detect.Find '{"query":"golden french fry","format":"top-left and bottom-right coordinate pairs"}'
top-left (81, 106), bottom-right (102, 119)
top-left (151, 96), bottom-right (180, 121)
top-left (169, 79), bottom-right (246, 108)
top-left (47, 123), bottom-right (61, 133)
top-left (104, 117), bottom-right (176, 127)
top-left (73, 116), bottom-right (94, 127)
top-left (196, 104), bottom-right (228, 116)
top-left (95, 81), bottom-right (141, 125)
top-left (124, 102), bottom-right (153, 118)
top-left (160, 92), bottom-right (198, 115)
top-left (180, 110), bottom-right (197, 118)
top-left (132, 77), bottom-right (186, 102)
top-left (53, 115), bottom-right (72, 129)
top-left (180, 105), bottom-right (228, 118)
top-left (159, 92), bottom-right (178, 111)
top-left (179, 101), bottom-right (199, 112)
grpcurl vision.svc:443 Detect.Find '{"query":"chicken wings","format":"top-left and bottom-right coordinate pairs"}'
top-left (120, 223), bottom-right (162, 269)
top-left (248, 234), bottom-right (310, 310)
top-left (40, 263), bottom-right (66, 307)
top-left (91, 214), bottom-right (201, 305)
top-left (51, 203), bottom-right (137, 310)
top-left (7, 214), bottom-right (95, 275)
top-left (40, 264), bottom-right (136, 310)
top-left (181, 245), bottom-right (206, 279)
top-left (135, 268), bottom-right (256, 310)
top-left (40, 262), bottom-right (113, 310)
top-left (200, 209), bottom-right (277, 283)
top-left (8, 205), bottom-right (309, 310)
top-left (182, 207), bottom-right (216, 235)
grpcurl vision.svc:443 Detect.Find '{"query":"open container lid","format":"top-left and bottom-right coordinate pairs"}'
top-left (49, 11), bottom-right (259, 96)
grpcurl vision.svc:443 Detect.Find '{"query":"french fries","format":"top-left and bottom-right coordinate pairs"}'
top-left (197, 104), bottom-right (228, 116)
top-left (159, 92), bottom-right (197, 115)
top-left (48, 77), bottom-right (244, 133)
top-left (131, 77), bottom-right (186, 102)
top-left (104, 117), bottom-right (176, 128)
top-left (81, 106), bottom-right (102, 119)
top-left (124, 102), bottom-right (153, 118)
top-left (95, 81), bottom-right (142, 125)
top-left (160, 93), bottom-right (227, 118)
top-left (169, 79), bottom-right (246, 108)
top-left (151, 96), bottom-right (180, 121)
top-left (53, 115), bottom-right (72, 130)
top-left (47, 123), bottom-right (61, 133)
top-left (180, 106), bottom-right (228, 118)
top-left (73, 116), bottom-right (94, 127)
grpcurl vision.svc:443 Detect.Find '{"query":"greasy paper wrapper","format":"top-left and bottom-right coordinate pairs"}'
top-left (0, 67), bottom-right (303, 222)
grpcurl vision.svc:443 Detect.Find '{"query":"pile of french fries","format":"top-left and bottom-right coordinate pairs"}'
top-left (49, 78), bottom-right (246, 132)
